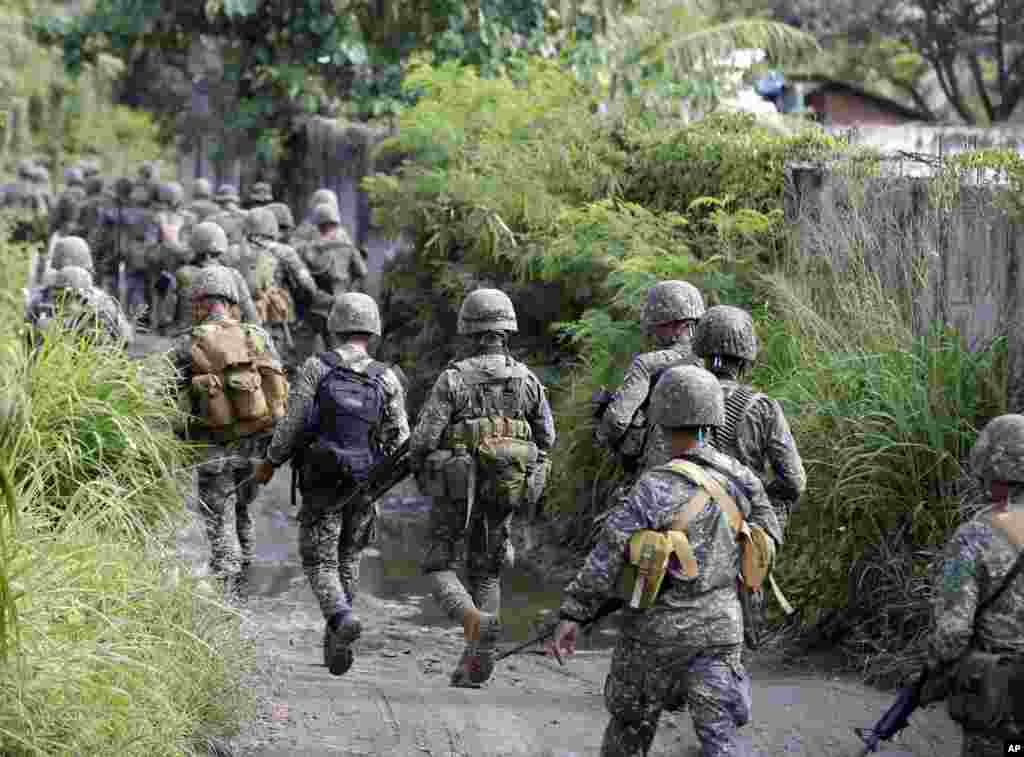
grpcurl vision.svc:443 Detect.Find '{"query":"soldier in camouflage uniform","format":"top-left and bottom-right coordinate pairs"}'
top-left (210, 184), bottom-right (247, 247)
top-left (266, 202), bottom-right (296, 246)
top-left (244, 181), bottom-right (274, 210)
top-left (172, 222), bottom-right (260, 332)
top-left (76, 175), bottom-right (109, 249)
top-left (254, 292), bottom-right (409, 675)
top-left (239, 207), bottom-right (329, 368)
top-left (49, 166), bottom-right (87, 236)
top-left (292, 202), bottom-right (368, 364)
top-left (923, 414), bottom-right (1024, 757)
top-left (549, 365), bottom-right (782, 757)
top-left (168, 266), bottom-right (284, 597)
top-left (411, 288), bottom-right (556, 687)
top-left (186, 178), bottom-right (221, 222)
top-left (25, 236), bottom-right (132, 346)
top-left (90, 177), bottom-right (134, 296)
top-left (2, 159), bottom-right (49, 242)
top-left (694, 305), bottom-right (805, 533)
top-left (146, 182), bottom-right (196, 333)
top-left (25, 265), bottom-right (122, 346)
top-left (292, 188), bottom-right (340, 246)
top-left (597, 280), bottom-right (706, 475)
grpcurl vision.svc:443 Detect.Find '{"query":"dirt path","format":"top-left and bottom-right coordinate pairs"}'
top-left (171, 473), bottom-right (963, 757)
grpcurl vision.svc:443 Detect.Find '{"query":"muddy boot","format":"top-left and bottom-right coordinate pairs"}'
top-left (324, 611), bottom-right (362, 676)
top-left (451, 608), bottom-right (502, 688)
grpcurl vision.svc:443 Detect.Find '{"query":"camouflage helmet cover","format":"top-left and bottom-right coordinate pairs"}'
top-left (266, 202), bottom-right (295, 230)
top-left (52, 236), bottom-right (93, 273)
top-left (245, 207), bottom-right (279, 238)
top-left (309, 188), bottom-right (339, 211)
top-left (114, 176), bottom-right (134, 200)
top-left (64, 166), bottom-right (85, 187)
top-left (52, 265), bottom-right (93, 292)
top-left (214, 183), bottom-right (239, 204)
top-left (191, 265), bottom-right (239, 304)
top-left (190, 221), bottom-right (229, 256)
top-left (328, 292), bottom-right (382, 336)
top-left (457, 288), bottom-right (518, 335)
top-left (312, 202), bottom-right (341, 226)
top-left (193, 178), bottom-right (213, 199)
top-left (158, 181), bottom-right (185, 208)
top-left (80, 158), bottom-right (101, 178)
top-left (970, 414), bottom-right (1024, 484)
top-left (247, 182), bottom-right (273, 204)
top-left (15, 158), bottom-right (34, 179)
top-left (650, 364), bottom-right (725, 429)
top-left (693, 305), bottom-right (759, 363)
top-left (642, 280), bottom-right (705, 327)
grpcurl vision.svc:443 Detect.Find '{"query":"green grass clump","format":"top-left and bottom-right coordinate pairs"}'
top-left (0, 237), bottom-right (255, 754)
top-left (753, 262), bottom-right (1005, 682)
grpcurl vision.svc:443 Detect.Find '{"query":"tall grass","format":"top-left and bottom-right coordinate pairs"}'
top-left (0, 237), bottom-right (255, 754)
top-left (756, 183), bottom-right (1006, 683)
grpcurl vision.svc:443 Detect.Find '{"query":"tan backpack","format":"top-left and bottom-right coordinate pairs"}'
top-left (189, 319), bottom-right (288, 436)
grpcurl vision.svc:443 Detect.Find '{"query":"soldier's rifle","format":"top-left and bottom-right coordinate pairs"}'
top-left (494, 597), bottom-right (624, 666)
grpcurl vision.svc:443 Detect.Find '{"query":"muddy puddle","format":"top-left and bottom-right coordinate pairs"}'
top-left (244, 489), bottom-right (618, 649)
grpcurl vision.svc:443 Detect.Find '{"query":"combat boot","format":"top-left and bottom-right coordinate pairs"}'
top-left (450, 608), bottom-right (501, 688)
top-left (324, 611), bottom-right (362, 676)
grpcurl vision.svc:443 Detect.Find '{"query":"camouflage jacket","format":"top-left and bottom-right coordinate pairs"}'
top-left (185, 199), bottom-right (221, 223)
top-left (927, 504), bottom-right (1024, 667)
top-left (49, 186), bottom-right (87, 236)
top-left (714, 379), bottom-right (806, 506)
top-left (596, 337), bottom-right (701, 470)
top-left (265, 343), bottom-right (409, 466)
top-left (297, 231), bottom-right (368, 311)
top-left (145, 209), bottom-right (197, 272)
top-left (240, 237), bottom-right (320, 310)
top-left (560, 444), bottom-right (782, 647)
top-left (409, 351), bottom-right (557, 469)
top-left (25, 284), bottom-right (131, 345)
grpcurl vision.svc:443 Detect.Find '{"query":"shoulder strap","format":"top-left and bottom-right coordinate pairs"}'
top-left (659, 459), bottom-right (744, 534)
top-left (716, 384), bottom-right (758, 455)
top-left (977, 512), bottom-right (1024, 617)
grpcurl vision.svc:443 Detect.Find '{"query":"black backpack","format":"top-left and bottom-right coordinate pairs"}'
top-left (299, 351), bottom-right (389, 491)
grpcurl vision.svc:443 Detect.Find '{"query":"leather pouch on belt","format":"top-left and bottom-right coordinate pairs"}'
top-left (620, 530), bottom-right (694, 609)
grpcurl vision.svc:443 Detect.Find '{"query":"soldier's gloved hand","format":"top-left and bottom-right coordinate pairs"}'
top-left (545, 620), bottom-right (579, 665)
top-left (253, 459), bottom-right (276, 485)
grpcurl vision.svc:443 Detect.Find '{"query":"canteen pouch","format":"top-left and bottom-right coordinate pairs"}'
top-left (417, 449), bottom-right (453, 499)
top-left (947, 651), bottom-right (1016, 730)
top-left (191, 373), bottom-right (234, 428)
top-left (476, 435), bottom-right (538, 518)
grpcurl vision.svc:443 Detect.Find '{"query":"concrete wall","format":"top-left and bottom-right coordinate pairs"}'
top-left (786, 164), bottom-right (1024, 411)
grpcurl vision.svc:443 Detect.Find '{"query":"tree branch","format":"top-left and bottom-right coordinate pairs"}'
top-left (967, 52), bottom-right (995, 122)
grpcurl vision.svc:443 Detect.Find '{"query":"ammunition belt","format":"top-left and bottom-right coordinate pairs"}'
top-left (443, 416), bottom-right (532, 450)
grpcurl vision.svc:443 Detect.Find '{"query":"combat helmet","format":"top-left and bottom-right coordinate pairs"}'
top-left (457, 288), bottom-right (518, 335)
top-left (193, 178), bottom-right (213, 200)
top-left (247, 182), bottom-right (273, 205)
top-left (309, 188), bottom-right (338, 211)
top-left (191, 266), bottom-right (239, 304)
top-left (64, 166), bottom-right (85, 187)
top-left (266, 202), bottom-right (295, 231)
top-left (15, 159), bottom-right (34, 180)
top-left (642, 280), bottom-right (705, 327)
top-left (650, 365), bottom-right (724, 429)
top-left (245, 207), bottom-right (279, 239)
top-left (52, 265), bottom-right (93, 293)
top-left (312, 202), bottom-right (341, 227)
top-left (157, 181), bottom-right (186, 209)
top-left (214, 183), bottom-right (240, 205)
top-left (85, 176), bottom-right (105, 196)
top-left (80, 158), bottom-right (101, 179)
top-left (138, 161), bottom-right (158, 182)
top-left (190, 221), bottom-right (229, 258)
top-left (328, 292), bottom-right (382, 336)
top-left (51, 236), bottom-right (94, 273)
top-left (970, 414), bottom-right (1024, 484)
top-left (693, 305), bottom-right (759, 363)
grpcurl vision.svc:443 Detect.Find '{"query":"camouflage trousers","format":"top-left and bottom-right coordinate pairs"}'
top-left (298, 485), bottom-right (379, 621)
top-left (601, 636), bottom-right (750, 757)
top-left (421, 497), bottom-right (513, 614)
top-left (195, 433), bottom-right (269, 578)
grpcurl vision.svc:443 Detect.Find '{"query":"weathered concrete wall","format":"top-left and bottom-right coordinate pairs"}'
top-left (786, 164), bottom-right (1024, 411)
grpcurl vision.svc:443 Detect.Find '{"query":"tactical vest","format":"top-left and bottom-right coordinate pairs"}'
top-left (299, 351), bottom-right (389, 490)
top-left (187, 319), bottom-right (287, 438)
top-left (616, 349), bottom-right (692, 466)
top-left (433, 358), bottom-right (539, 518)
top-left (620, 458), bottom-right (777, 610)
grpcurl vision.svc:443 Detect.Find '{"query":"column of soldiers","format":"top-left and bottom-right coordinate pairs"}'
top-left (13, 159), bottom-right (1022, 755)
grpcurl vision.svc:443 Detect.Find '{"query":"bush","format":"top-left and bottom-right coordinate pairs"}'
top-left (0, 236), bottom-right (254, 755)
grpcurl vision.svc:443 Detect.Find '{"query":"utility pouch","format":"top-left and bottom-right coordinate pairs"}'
top-left (947, 651), bottom-right (1018, 731)
top-left (225, 367), bottom-right (268, 420)
top-left (417, 449), bottom-right (453, 499)
top-left (443, 445), bottom-right (474, 502)
top-left (476, 435), bottom-right (538, 518)
top-left (191, 374), bottom-right (234, 428)
top-left (619, 529), bottom-right (691, 609)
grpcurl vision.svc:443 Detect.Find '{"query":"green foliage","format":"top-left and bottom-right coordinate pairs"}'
top-left (0, 234), bottom-right (254, 754)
